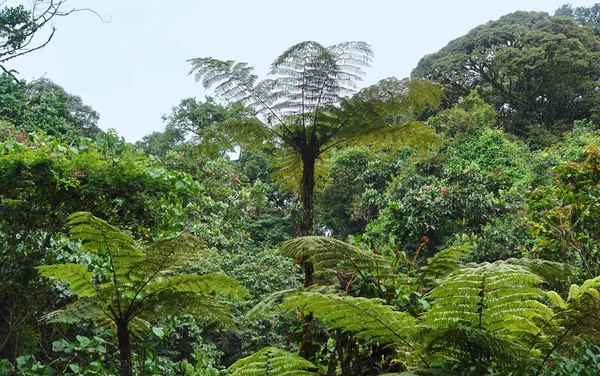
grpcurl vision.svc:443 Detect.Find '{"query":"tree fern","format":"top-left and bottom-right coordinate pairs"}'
top-left (37, 212), bottom-right (249, 376)
top-left (227, 347), bottom-right (317, 376)
top-left (188, 41), bottom-right (443, 250)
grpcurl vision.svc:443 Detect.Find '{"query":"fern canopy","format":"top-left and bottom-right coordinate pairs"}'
top-left (37, 212), bottom-right (249, 333)
top-left (227, 347), bottom-right (317, 376)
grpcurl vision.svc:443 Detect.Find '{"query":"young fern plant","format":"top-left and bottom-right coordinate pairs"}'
top-left (418, 260), bottom-right (556, 373)
top-left (37, 212), bottom-right (249, 376)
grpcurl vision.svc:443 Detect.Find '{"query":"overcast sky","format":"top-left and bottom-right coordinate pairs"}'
top-left (5, 0), bottom-right (592, 142)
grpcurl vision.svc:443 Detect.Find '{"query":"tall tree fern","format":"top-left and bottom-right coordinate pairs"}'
top-left (189, 41), bottom-right (444, 288)
top-left (36, 212), bottom-right (248, 376)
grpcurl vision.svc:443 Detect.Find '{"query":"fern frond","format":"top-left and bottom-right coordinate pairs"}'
top-left (67, 212), bottom-right (142, 272)
top-left (541, 276), bottom-right (600, 363)
top-left (138, 292), bottom-right (235, 327)
top-left (503, 258), bottom-right (573, 285)
top-left (246, 285), bottom-right (337, 319)
top-left (424, 260), bottom-right (551, 337)
top-left (418, 243), bottom-right (473, 287)
top-left (36, 263), bottom-right (96, 297)
top-left (131, 233), bottom-right (204, 278)
top-left (195, 115), bottom-right (272, 154)
top-left (228, 347), bottom-right (317, 376)
top-left (320, 78), bottom-right (444, 152)
top-left (338, 120), bottom-right (438, 154)
top-left (419, 323), bottom-right (539, 370)
top-left (43, 298), bottom-right (100, 324)
top-left (147, 273), bottom-right (249, 300)
top-left (269, 148), bottom-right (328, 194)
top-left (280, 236), bottom-right (388, 279)
top-left (283, 292), bottom-right (417, 349)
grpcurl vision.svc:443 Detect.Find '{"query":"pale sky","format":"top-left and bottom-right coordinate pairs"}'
top-left (5, 0), bottom-right (592, 142)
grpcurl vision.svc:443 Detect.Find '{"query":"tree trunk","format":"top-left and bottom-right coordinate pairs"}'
top-left (299, 151), bottom-right (317, 361)
top-left (300, 152), bottom-right (316, 287)
top-left (117, 321), bottom-right (133, 376)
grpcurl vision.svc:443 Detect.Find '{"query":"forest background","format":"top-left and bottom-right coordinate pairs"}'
top-left (2, 2), bottom-right (600, 375)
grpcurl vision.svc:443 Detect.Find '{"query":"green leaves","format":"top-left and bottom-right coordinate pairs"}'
top-left (419, 260), bottom-right (555, 371)
top-left (37, 212), bottom-right (248, 373)
top-left (283, 292), bottom-right (417, 350)
top-left (280, 236), bottom-right (388, 279)
top-left (413, 11), bottom-right (600, 137)
top-left (36, 263), bottom-right (96, 298)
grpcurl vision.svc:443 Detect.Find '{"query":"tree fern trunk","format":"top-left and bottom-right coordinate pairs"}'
top-left (117, 321), bottom-right (133, 376)
top-left (299, 150), bottom-right (317, 361)
top-left (300, 151), bottom-right (316, 286)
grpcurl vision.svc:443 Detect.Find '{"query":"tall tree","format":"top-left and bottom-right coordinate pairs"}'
top-left (556, 3), bottom-right (600, 35)
top-left (0, 75), bottom-right (101, 138)
top-left (412, 11), bottom-right (600, 141)
top-left (189, 41), bottom-right (443, 286)
top-left (0, 1), bottom-right (97, 81)
top-left (137, 97), bottom-right (242, 156)
top-left (26, 78), bottom-right (101, 137)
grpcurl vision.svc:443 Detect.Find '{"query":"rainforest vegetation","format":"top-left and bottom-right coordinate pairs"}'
top-left (3, 2), bottom-right (600, 375)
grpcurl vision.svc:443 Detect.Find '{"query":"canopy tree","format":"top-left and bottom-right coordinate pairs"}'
top-left (137, 96), bottom-right (242, 157)
top-left (556, 3), bottom-right (600, 35)
top-left (189, 41), bottom-right (443, 287)
top-left (412, 11), bottom-right (600, 141)
top-left (0, 1), bottom-right (100, 81)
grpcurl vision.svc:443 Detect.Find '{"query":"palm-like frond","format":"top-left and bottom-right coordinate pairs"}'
top-left (424, 261), bottom-right (551, 334)
top-left (321, 78), bottom-right (444, 153)
top-left (269, 147), bottom-right (330, 193)
top-left (146, 273), bottom-right (249, 300)
top-left (38, 212), bottom-right (248, 342)
top-left (417, 243), bottom-right (473, 287)
top-left (503, 258), bottom-right (573, 286)
top-left (540, 276), bottom-right (600, 366)
top-left (280, 236), bottom-right (389, 280)
top-left (130, 234), bottom-right (204, 278)
top-left (419, 260), bottom-right (553, 371)
top-left (228, 347), bottom-right (317, 376)
top-left (43, 298), bottom-right (101, 324)
top-left (418, 323), bottom-right (539, 371)
top-left (67, 212), bottom-right (142, 274)
top-left (283, 292), bottom-right (418, 350)
top-left (36, 263), bottom-right (96, 297)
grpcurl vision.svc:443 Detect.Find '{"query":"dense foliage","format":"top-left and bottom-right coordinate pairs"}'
top-left (4, 2), bottom-right (600, 375)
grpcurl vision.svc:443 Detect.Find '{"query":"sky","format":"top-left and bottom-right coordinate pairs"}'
top-left (4, 0), bottom-right (593, 142)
